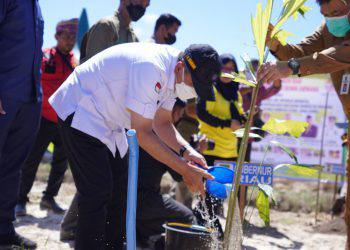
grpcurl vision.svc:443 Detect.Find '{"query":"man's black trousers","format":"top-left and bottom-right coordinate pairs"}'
top-left (58, 114), bottom-right (128, 250)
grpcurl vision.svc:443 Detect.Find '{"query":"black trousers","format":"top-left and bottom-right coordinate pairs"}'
top-left (136, 147), bottom-right (194, 246)
top-left (0, 98), bottom-right (41, 234)
top-left (61, 146), bottom-right (194, 248)
top-left (58, 115), bottom-right (128, 250)
top-left (18, 117), bottom-right (68, 204)
top-left (137, 193), bottom-right (194, 246)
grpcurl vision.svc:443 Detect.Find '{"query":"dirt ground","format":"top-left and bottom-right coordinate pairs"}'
top-left (14, 180), bottom-right (346, 250)
top-left (15, 182), bottom-right (75, 250)
top-left (241, 211), bottom-right (346, 250)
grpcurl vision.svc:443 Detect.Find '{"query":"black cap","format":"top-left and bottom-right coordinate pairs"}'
top-left (182, 44), bottom-right (221, 101)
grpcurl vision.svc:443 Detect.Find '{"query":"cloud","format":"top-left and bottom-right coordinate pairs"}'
top-left (142, 13), bottom-right (158, 25)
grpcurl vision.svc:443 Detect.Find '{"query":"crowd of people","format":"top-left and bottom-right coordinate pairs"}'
top-left (0, 0), bottom-right (350, 249)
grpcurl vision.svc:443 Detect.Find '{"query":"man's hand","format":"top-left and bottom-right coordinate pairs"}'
top-left (131, 110), bottom-right (211, 197)
top-left (266, 24), bottom-right (280, 52)
top-left (197, 135), bottom-right (208, 153)
top-left (183, 147), bottom-right (208, 169)
top-left (231, 120), bottom-right (241, 131)
top-left (0, 99), bottom-right (6, 115)
top-left (182, 161), bottom-right (214, 196)
top-left (257, 61), bottom-right (292, 84)
top-left (273, 79), bottom-right (282, 89)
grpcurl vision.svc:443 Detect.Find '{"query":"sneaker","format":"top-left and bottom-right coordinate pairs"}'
top-left (15, 203), bottom-right (27, 217)
top-left (0, 233), bottom-right (37, 249)
top-left (40, 197), bottom-right (65, 214)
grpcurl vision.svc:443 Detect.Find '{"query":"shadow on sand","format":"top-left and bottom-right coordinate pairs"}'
top-left (243, 222), bottom-right (303, 249)
top-left (14, 212), bottom-right (63, 231)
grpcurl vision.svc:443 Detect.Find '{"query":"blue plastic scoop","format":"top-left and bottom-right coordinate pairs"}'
top-left (205, 166), bottom-right (235, 199)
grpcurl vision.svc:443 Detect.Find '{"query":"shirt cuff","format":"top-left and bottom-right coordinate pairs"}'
top-left (125, 97), bottom-right (156, 120)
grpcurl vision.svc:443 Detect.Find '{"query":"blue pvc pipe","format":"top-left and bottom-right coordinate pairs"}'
top-left (126, 129), bottom-right (139, 250)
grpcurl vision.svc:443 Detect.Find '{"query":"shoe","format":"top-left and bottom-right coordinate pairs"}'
top-left (60, 229), bottom-right (75, 242)
top-left (0, 233), bottom-right (37, 249)
top-left (40, 197), bottom-right (65, 214)
top-left (15, 203), bottom-right (27, 217)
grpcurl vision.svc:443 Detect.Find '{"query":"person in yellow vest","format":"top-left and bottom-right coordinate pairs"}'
top-left (194, 53), bottom-right (246, 239)
top-left (197, 53), bottom-right (245, 164)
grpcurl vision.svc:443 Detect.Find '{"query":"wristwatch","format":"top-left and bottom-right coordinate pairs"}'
top-left (287, 58), bottom-right (301, 76)
top-left (179, 146), bottom-right (188, 157)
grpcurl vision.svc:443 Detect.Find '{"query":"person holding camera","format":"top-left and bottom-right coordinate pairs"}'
top-left (194, 53), bottom-right (246, 239)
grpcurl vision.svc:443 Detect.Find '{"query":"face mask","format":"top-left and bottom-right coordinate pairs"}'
top-left (216, 79), bottom-right (238, 101)
top-left (175, 68), bottom-right (198, 101)
top-left (164, 33), bottom-right (176, 45)
top-left (326, 13), bottom-right (350, 37)
top-left (126, 4), bottom-right (146, 21)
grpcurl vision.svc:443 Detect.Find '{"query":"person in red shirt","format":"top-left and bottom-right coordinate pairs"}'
top-left (15, 19), bottom-right (78, 216)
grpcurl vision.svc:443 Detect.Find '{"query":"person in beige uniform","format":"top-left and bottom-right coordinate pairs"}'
top-left (60, 0), bottom-right (150, 241)
top-left (258, 0), bottom-right (350, 248)
top-left (79, 0), bottom-right (148, 62)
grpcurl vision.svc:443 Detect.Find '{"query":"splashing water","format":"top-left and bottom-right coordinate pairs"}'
top-left (194, 195), bottom-right (222, 250)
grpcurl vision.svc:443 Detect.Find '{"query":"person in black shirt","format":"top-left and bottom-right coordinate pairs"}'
top-left (137, 99), bottom-right (195, 249)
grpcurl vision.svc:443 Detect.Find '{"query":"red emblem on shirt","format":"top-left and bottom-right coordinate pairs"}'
top-left (155, 82), bottom-right (162, 93)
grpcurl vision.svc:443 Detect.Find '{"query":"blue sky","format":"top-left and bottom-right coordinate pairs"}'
top-left (40, 0), bottom-right (324, 69)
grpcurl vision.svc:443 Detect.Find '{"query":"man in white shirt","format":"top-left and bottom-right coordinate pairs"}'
top-left (50, 42), bottom-right (221, 250)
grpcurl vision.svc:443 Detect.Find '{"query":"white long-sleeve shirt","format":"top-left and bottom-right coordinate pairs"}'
top-left (49, 43), bottom-right (180, 157)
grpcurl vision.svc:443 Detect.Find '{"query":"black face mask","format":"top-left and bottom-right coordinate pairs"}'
top-left (215, 79), bottom-right (239, 101)
top-left (164, 33), bottom-right (176, 45)
top-left (126, 4), bottom-right (146, 21)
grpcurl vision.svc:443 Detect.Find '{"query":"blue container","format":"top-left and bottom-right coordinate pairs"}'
top-left (206, 167), bottom-right (235, 199)
top-left (206, 180), bottom-right (231, 199)
top-left (207, 166), bottom-right (234, 184)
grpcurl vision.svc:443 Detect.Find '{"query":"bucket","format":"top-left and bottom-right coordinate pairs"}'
top-left (163, 223), bottom-right (213, 250)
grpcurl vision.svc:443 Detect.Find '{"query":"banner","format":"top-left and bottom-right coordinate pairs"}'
top-left (251, 75), bottom-right (347, 173)
top-left (214, 161), bottom-right (273, 186)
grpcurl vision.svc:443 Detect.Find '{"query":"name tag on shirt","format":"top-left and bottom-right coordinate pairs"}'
top-left (340, 74), bottom-right (350, 95)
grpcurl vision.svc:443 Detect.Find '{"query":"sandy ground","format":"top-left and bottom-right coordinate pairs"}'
top-left (15, 182), bottom-right (75, 250)
top-left (15, 181), bottom-right (346, 250)
top-left (242, 211), bottom-right (346, 250)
